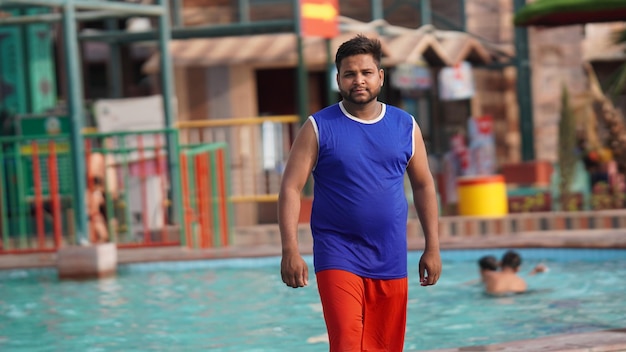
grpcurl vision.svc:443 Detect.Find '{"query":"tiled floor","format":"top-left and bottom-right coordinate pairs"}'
top-left (1, 226), bottom-right (626, 351)
top-left (419, 328), bottom-right (626, 352)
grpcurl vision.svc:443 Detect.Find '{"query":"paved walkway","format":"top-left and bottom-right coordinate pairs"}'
top-left (2, 227), bottom-right (625, 270)
top-left (419, 328), bottom-right (626, 352)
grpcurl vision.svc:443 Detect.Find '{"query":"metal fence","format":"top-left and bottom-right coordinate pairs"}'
top-left (0, 115), bottom-right (299, 254)
top-left (0, 134), bottom-right (70, 253)
top-left (1, 115), bottom-right (299, 254)
top-left (176, 115), bottom-right (300, 204)
top-left (180, 142), bottom-right (233, 249)
top-left (0, 129), bottom-right (230, 253)
top-left (82, 129), bottom-right (182, 248)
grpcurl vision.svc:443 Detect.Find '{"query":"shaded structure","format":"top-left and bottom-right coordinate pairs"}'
top-left (142, 18), bottom-right (494, 73)
top-left (0, 0), bottom-right (177, 244)
top-left (514, 0), bottom-right (626, 27)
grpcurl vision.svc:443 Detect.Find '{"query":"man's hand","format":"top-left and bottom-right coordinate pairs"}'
top-left (418, 249), bottom-right (441, 286)
top-left (529, 263), bottom-right (548, 276)
top-left (281, 252), bottom-right (309, 288)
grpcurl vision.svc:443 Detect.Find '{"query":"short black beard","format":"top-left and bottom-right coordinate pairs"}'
top-left (339, 89), bottom-right (378, 105)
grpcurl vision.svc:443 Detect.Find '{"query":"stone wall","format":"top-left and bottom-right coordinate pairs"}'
top-left (465, 0), bottom-right (519, 164)
top-left (529, 26), bottom-right (586, 162)
top-left (466, 0), bottom-right (513, 44)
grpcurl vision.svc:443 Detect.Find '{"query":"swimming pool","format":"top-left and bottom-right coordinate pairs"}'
top-left (1, 248), bottom-right (625, 351)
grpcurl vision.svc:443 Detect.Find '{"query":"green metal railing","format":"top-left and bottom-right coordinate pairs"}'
top-left (82, 129), bottom-right (182, 247)
top-left (0, 128), bottom-right (236, 253)
top-left (179, 143), bottom-right (233, 248)
top-left (0, 134), bottom-right (72, 251)
top-left (177, 115), bottom-right (299, 204)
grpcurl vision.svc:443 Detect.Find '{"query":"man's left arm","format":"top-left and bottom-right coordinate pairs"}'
top-left (406, 121), bottom-right (441, 286)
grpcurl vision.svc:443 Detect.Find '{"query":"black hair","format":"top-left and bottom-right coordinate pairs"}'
top-left (501, 250), bottom-right (522, 269)
top-left (478, 255), bottom-right (498, 271)
top-left (335, 34), bottom-right (383, 71)
top-left (92, 176), bottom-right (103, 186)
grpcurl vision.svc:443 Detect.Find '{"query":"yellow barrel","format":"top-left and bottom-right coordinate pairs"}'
top-left (457, 174), bottom-right (508, 216)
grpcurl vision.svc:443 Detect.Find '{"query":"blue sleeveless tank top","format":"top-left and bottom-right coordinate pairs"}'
top-left (310, 101), bottom-right (415, 279)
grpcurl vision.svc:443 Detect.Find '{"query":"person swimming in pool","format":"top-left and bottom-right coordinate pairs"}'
top-left (478, 255), bottom-right (499, 278)
top-left (483, 250), bottom-right (526, 294)
top-left (463, 255), bottom-right (499, 286)
top-left (465, 252), bottom-right (548, 288)
top-left (483, 250), bottom-right (548, 295)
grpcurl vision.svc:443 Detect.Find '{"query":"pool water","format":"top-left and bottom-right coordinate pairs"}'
top-left (1, 248), bottom-right (625, 351)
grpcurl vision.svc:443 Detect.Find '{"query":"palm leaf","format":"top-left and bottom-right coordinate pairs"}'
top-left (607, 28), bottom-right (626, 97)
top-left (611, 28), bottom-right (626, 44)
top-left (607, 62), bottom-right (626, 97)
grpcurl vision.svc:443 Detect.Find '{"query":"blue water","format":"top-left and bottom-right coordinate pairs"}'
top-left (1, 248), bottom-right (625, 351)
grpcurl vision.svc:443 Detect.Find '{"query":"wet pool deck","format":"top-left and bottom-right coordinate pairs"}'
top-left (1, 226), bottom-right (626, 352)
top-left (419, 328), bottom-right (626, 352)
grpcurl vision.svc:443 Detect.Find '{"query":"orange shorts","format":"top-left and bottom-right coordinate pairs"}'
top-left (316, 269), bottom-right (408, 352)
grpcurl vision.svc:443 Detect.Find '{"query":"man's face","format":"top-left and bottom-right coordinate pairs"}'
top-left (336, 54), bottom-right (384, 105)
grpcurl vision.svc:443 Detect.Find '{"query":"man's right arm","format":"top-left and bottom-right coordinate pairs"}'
top-left (278, 119), bottom-right (317, 288)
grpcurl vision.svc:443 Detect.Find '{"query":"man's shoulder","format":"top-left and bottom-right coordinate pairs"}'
top-left (313, 103), bottom-right (342, 118)
top-left (385, 104), bottom-right (411, 116)
top-left (384, 104), bottom-right (414, 125)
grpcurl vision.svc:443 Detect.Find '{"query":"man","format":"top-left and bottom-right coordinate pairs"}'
top-left (278, 34), bottom-right (441, 351)
top-left (462, 255), bottom-right (498, 286)
top-left (484, 250), bottom-right (527, 295)
top-left (477, 255), bottom-right (498, 282)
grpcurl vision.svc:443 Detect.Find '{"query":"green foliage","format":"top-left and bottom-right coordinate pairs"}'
top-left (607, 28), bottom-right (626, 98)
top-left (558, 85), bottom-right (578, 211)
top-left (611, 28), bottom-right (626, 47)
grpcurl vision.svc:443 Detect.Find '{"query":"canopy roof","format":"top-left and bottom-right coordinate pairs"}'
top-left (514, 0), bottom-right (626, 27)
top-left (143, 17), bottom-right (495, 74)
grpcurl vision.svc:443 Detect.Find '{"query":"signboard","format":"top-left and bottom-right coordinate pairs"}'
top-left (438, 61), bottom-right (475, 101)
top-left (94, 95), bottom-right (167, 162)
top-left (18, 115), bottom-right (69, 136)
top-left (300, 0), bottom-right (339, 38)
top-left (391, 63), bottom-right (432, 90)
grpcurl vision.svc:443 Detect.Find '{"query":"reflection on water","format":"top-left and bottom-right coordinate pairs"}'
top-left (1, 249), bottom-right (625, 351)
top-left (97, 277), bottom-right (125, 309)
